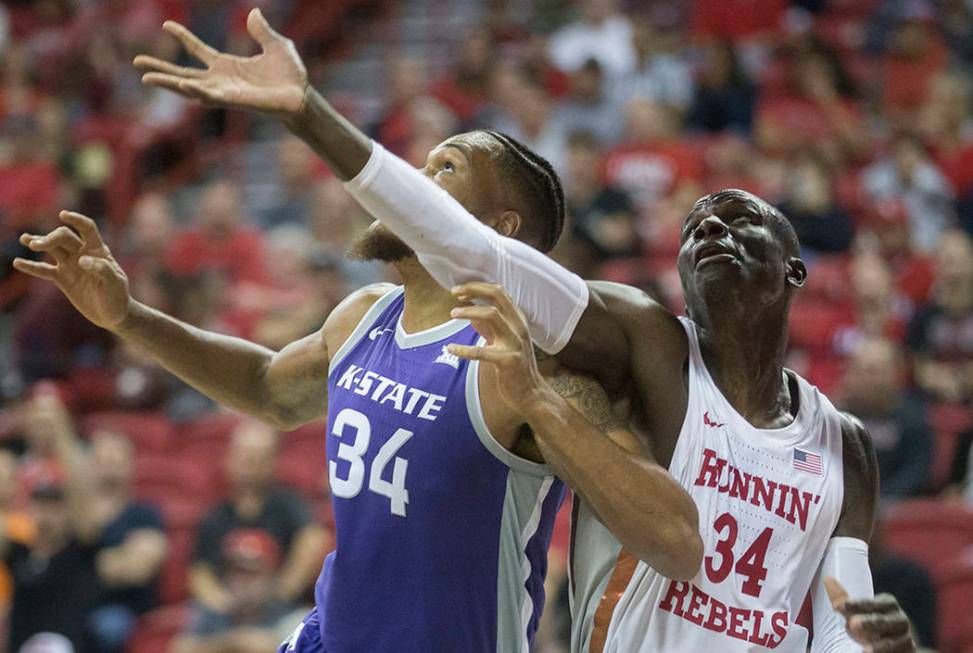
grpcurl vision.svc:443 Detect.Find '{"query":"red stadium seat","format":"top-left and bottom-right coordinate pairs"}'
top-left (81, 411), bottom-right (174, 453)
top-left (882, 500), bottom-right (973, 575)
top-left (126, 604), bottom-right (190, 653)
top-left (935, 547), bottom-right (973, 652)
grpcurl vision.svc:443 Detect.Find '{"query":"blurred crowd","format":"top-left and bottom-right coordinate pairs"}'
top-left (1, 0), bottom-right (973, 651)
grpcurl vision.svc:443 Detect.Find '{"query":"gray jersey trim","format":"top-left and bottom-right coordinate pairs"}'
top-left (327, 286), bottom-right (404, 377)
top-left (465, 336), bottom-right (554, 477)
top-left (495, 472), bottom-right (555, 653)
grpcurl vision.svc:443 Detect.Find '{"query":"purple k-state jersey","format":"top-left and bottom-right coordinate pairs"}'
top-left (315, 286), bottom-right (564, 653)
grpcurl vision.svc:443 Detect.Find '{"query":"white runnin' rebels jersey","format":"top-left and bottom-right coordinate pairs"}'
top-left (570, 317), bottom-right (845, 653)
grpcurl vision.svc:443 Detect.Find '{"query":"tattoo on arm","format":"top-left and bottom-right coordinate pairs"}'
top-left (549, 373), bottom-right (623, 432)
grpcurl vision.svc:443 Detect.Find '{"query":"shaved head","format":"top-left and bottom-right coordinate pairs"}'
top-left (689, 189), bottom-right (801, 257)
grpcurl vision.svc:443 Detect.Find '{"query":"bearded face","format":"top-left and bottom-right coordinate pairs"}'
top-left (348, 221), bottom-right (416, 263)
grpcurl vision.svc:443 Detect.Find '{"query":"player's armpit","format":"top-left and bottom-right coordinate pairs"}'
top-left (263, 283), bottom-right (395, 430)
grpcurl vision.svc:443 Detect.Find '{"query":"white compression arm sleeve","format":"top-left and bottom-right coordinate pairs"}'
top-left (343, 142), bottom-right (589, 354)
top-left (810, 537), bottom-right (874, 653)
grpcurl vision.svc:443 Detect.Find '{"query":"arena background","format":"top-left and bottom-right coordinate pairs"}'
top-left (0, 0), bottom-right (971, 651)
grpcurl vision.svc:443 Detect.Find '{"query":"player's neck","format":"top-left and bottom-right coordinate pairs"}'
top-left (395, 258), bottom-right (463, 333)
top-left (694, 303), bottom-right (793, 428)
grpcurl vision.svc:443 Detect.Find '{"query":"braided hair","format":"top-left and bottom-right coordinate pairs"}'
top-left (480, 130), bottom-right (566, 253)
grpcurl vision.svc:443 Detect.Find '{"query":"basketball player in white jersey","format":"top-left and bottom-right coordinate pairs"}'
top-left (126, 13), bottom-right (914, 651)
top-left (444, 192), bottom-right (917, 652)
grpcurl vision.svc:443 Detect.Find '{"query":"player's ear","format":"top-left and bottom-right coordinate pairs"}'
top-left (786, 257), bottom-right (807, 289)
top-left (495, 210), bottom-right (522, 239)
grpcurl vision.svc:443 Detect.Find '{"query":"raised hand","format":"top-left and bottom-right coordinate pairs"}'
top-left (134, 8), bottom-right (308, 117)
top-left (825, 577), bottom-right (916, 652)
top-left (13, 211), bottom-right (132, 331)
top-left (446, 282), bottom-right (547, 413)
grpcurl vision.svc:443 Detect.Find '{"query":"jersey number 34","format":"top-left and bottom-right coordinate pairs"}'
top-left (328, 408), bottom-right (413, 517)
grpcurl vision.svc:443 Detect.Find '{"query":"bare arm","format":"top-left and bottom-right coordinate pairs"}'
top-left (12, 212), bottom-right (387, 430)
top-left (96, 529), bottom-right (168, 587)
top-left (448, 284), bottom-right (702, 581)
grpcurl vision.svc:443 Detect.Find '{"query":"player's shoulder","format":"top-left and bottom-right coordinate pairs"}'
top-left (323, 283), bottom-right (398, 347)
top-left (585, 280), bottom-right (682, 334)
top-left (837, 412), bottom-right (876, 473)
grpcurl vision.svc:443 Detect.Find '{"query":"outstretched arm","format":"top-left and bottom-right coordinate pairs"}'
top-left (13, 211), bottom-right (330, 429)
top-left (447, 283), bottom-right (702, 580)
top-left (135, 9), bottom-right (589, 355)
top-left (810, 416), bottom-right (915, 653)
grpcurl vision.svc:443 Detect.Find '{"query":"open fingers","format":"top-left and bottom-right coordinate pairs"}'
top-left (246, 8), bottom-right (284, 48)
top-left (58, 211), bottom-right (105, 250)
top-left (132, 54), bottom-right (205, 79)
top-left (12, 258), bottom-right (59, 282)
top-left (163, 20), bottom-right (219, 65)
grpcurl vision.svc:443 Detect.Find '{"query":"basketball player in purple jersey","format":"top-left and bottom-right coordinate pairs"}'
top-left (16, 12), bottom-right (702, 652)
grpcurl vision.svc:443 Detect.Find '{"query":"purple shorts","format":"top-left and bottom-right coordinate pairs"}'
top-left (277, 609), bottom-right (324, 653)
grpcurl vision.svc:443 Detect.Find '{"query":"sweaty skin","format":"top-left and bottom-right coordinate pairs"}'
top-left (127, 11), bottom-right (912, 650)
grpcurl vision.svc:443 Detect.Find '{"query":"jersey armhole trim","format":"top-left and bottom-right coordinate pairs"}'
top-left (327, 286), bottom-right (404, 377)
top-left (465, 337), bottom-right (555, 477)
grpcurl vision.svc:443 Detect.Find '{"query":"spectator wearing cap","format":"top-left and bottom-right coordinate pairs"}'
top-left (189, 421), bottom-right (328, 616)
top-left (173, 529), bottom-right (307, 653)
top-left (841, 338), bottom-right (933, 499)
top-left (3, 461), bottom-right (100, 653)
top-left (0, 448), bottom-right (34, 612)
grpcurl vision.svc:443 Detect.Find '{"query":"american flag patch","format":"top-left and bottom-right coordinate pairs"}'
top-left (793, 448), bottom-right (822, 475)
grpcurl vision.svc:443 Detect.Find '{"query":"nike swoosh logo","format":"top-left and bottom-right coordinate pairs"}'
top-left (369, 327), bottom-right (393, 341)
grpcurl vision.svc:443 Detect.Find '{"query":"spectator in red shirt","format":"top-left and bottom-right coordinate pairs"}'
top-left (165, 180), bottom-right (268, 286)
